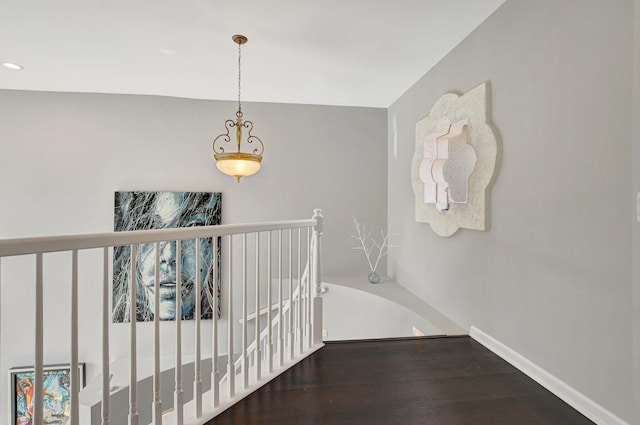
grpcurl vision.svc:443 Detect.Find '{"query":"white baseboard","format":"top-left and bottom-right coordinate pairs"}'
top-left (469, 326), bottom-right (629, 425)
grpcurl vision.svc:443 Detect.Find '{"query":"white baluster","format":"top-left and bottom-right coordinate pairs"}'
top-left (307, 228), bottom-right (312, 349)
top-left (153, 242), bottom-right (162, 425)
top-left (255, 232), bottom-right (261, 382)
top-left (312, 210), bottom-right (324, 345)
top-left (267, 231), bottom-right (273, 374)
top-left (174, 240), bottom-right (184, 425)
top-left (278, 230), bottom-right (284, 367)
top-left (0, 258), bottom-right (2, 407)
top-left (34, 253), bottom-right (44, 425)
top-left (0, 258), bottom-right (2, 401)
top-left (194, 239), bottom-right (202, 418)
top-left (227, 235), bottom-right (235, 398)
top-left (129, 245), bottom-right (139, 425)
top-left (102, 247), bottom-right (110, 425)
top-left (288, 229), bottom-right (294, 360)
top-left (242, 234), bottom-right (248, 389)
top-left (212, 236), bottom-right (220, 408)
top-left (297, 228), bottom-right (303, 355)
top-left (70, 250), bottom-right (79, 425)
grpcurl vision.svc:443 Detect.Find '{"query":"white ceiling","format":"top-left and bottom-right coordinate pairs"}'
top-left (0, 0), bottom-right (506, 108)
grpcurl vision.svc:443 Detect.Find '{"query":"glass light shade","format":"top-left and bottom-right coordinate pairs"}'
top-left (215, 152), bottom-right (262, 182)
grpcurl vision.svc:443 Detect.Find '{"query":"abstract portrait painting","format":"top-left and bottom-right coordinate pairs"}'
top-left (9, 364), bottom-right (85, 425)
top-left (112, 191), bottom-right (222, 322)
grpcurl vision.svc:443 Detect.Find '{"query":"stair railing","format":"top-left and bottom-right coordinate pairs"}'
top-left (223, 241), bottom-right (313, 383)
top-left (0, 209), bottom-right (324, 425)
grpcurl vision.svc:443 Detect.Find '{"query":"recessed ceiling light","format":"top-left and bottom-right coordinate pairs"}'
top-left (2, 62), bottom-right (23, 70)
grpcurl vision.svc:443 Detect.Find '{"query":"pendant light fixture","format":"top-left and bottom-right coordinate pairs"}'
top-left (212, 34), bottom-right (264, 182)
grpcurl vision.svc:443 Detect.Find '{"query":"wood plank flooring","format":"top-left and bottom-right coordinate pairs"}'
top-left (207, 336), bottom-right (594, 425)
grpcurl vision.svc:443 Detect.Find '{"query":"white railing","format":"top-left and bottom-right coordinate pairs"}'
top-left (225, 252), bottom-right (312, 383)
top-left (0, 209), bottom-right (324, 425)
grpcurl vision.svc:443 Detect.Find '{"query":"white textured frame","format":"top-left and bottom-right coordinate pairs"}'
top-left (411, 82), bottom-right (498, 237)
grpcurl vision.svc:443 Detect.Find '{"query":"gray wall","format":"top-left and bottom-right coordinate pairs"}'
top-left (0, 90), bottom-right (388, 424)
top-left (388, 0), bottom-right (634, 421)
top-left (0, 90), bottom-right (387, 273)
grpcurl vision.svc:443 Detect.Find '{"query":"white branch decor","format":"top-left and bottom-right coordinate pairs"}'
top-left (350, 219), bottom-right (396, 283)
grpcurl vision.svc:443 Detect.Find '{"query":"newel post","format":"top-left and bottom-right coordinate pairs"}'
top-left (312, 209), bottom-right (323, 345)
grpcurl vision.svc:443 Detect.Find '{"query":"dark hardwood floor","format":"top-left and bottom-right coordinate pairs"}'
top-left (208, 336), bottom-right (594, 425)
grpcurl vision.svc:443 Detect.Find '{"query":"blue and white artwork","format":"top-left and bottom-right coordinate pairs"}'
top-left (10, 364), bottom-right (85, 425)
top-left (113, 191), bottom-right (222, 322)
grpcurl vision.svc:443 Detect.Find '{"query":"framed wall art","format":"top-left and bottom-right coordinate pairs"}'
top-left (112, 191), bottom-right (222, 322)
top-left (8, 363), bottom-right (85, 425)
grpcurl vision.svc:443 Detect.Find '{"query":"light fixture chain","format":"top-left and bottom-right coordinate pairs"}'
top-left (237, 40), bottom-right (242, 117)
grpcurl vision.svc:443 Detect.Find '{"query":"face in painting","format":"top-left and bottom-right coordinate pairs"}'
top-left (136, 193), bottom-right (212, 320)
top-left (138, 241), bottom-right (179, 320)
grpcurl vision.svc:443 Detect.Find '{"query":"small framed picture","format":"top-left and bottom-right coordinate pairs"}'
top-left (8, 363), bottom-right (85, 425)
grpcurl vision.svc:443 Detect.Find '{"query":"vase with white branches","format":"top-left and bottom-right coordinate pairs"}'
top-left (350, 218), bottom-right (396, 283)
